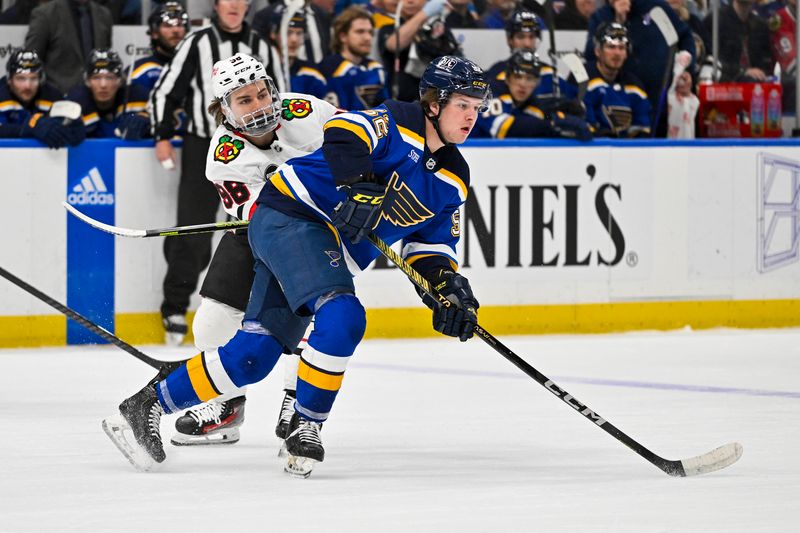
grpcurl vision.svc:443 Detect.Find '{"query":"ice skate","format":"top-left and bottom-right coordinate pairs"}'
top-left (275, 389), bottom-right (296, 458)
top-left (102, 384), bottom-right (165, 472)
top-left (171, 395), bottom-right (246, 446)
top-left (163, 314), bottom-right (187, 346)
top-left (283, 412), bottom-right (324, 478)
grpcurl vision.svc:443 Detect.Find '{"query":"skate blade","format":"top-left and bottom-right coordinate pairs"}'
top-left (170, 428), bottom-right (241, 446)
top-left (164, 332), bottom-right (185, 346)
top-left (278, 441), bottom-right (288, 458)
top-left (284, 454), bottom-right (316, 479)
top-left (102, 414), bottom-right (162, 472)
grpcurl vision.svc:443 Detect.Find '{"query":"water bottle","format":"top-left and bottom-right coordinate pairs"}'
top-left (767, 87), bottom-right (781, 132)
top-left (750, 84), bottom-right (764, 137)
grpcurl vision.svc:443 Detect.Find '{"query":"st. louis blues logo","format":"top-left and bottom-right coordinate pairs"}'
top-left (325, 250), bottom-right (342, 267)
top-left (381, 171), bottom-right (434, 227)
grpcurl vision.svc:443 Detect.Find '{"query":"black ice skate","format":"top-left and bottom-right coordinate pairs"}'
top-left (102, 383), bottom-right (166, 472)
top-left (162, 314), bottom-right (187, 346)
top-left (171, 395), bottom-right (246, 446)
top-left (284, 412), bottom-right (324, 478)
top-left (276, 389), bottom-right (296, 458)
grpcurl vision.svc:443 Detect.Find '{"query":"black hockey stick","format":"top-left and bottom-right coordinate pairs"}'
top-left (366, 233), bottom-right (743, 477)
top-left (0, 265), bottom-right (183, 375)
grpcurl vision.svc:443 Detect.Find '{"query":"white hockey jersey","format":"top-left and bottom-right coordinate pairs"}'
top-left (206, 92), bottom-right (339, 220)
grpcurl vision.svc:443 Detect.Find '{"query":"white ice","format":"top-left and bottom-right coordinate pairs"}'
top-left (1, 328), bottom-right (798, 532)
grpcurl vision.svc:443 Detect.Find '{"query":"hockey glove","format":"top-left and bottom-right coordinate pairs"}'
top-left (551, 113), bottom-right (593, 142)
top-left (116, 112), bottom-right (151, 140)
top-left (422, 269), bottom-right (479, 342)
top-left (63, 119), bottom-right (86, 146)
top-left (23, 114), bottom-right (69, 149)
top-left (331, 181), bottom-right (387, 244)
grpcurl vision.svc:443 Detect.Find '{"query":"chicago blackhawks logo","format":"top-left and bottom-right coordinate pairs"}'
top-left (282, 98), bottom-right (313, 120)
top-left (214, 135), bottom-right (244, 164)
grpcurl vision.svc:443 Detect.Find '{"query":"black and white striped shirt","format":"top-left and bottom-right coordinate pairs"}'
top-left (150, 22), bottom-right (287, 140)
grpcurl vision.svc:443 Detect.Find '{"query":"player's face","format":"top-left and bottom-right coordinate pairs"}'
top-left (228, 81), bottom-right (273, 120)
top-left (575, 0), bottom-right (595, 17)
top-left (435, 94), bottom-right (483, 144)
top-left (286, 27), bottom-right (305, 57)
top-left (86, 72), bottom-right (122, 105)
top-left (155, 21), bottom-right (186, 51)
top-left (509, 32), bottom-right (539, 52)
top-left (214, 0), bottom-right (248, 32)
top-left (507, 72), bottom-right (538, 103)
top-left (597, 42), bottom-right (627, 70)
top-left (342, 18), bottom-right (374, 58)
top-left (9, 72), bottom-right (40, 104)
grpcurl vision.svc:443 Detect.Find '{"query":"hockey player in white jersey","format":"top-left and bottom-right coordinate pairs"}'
top-left (168, 53), bottom-right (339, 446)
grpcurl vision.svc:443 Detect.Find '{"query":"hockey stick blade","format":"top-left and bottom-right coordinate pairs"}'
top-left (63, 202), bottom-right (249, 238)
top-left (649, 6), bottom-right (678, 46)
top-left (562, 53), bottom-right (589, 84)
top-left (367, 233), bottom-right (743, 478)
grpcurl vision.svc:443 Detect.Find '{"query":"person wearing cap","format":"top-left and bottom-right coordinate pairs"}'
top-left (583, 22), bottom-right (652, 137)
top-left (319, 6), bottom-right (388, 109)
top-left (66, 48), bottom-right (152, 139)
top-left (269, 4), bottom-right (328, 98)
top-left (473, 49), bottom-right (592, 140)
top-left (0, 48), bottom-right (85, 148)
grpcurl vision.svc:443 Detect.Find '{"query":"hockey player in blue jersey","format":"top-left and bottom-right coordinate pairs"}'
top-left (268, 5), bottom-right (327, 99)
top-left (129, 2), bottom-right (189, 94)
top-left (473, 49), bottom-right (591, 140)
top-left (67, 49), bottom-right (153, 140)
top-left (0, 49), bottom-right (84, 148)
top-left (583, 22), bottom-right (652, 138)
top-left (103, 55), bottom-right (489, 477)
top-left (319, 6), bottom-right (389, 110)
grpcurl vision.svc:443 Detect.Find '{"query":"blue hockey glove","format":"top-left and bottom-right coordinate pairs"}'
top-left (23, 114), bottom-right (69, 149)
top-left (331, 181), bottom-right (387, 244)
top-left (422, 269), bottom-right (479, 342)
top-left (116, 112), bottom-right (151, 140)
top-left (551, 112), bottom-right (593, 142)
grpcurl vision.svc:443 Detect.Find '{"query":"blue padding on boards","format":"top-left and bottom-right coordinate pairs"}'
top-left (66, 143), bottom-right (115, 344)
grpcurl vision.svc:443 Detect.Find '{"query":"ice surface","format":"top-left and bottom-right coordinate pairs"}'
top-left (1, 328), bottom-right (798, 532)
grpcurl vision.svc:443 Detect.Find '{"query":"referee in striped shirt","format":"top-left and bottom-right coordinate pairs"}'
top-left (149, 0), bottom-right (287, 344)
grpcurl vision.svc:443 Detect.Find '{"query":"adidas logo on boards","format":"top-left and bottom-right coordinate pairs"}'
top-left (67, 167), bottom-right (114, 205)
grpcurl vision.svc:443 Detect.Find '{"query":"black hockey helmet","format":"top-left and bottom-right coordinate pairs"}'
top-left (85, 48), bottom-right (124, 78)
top-left (505, 49), bottom-right (542, 79)
top-left (505, 9), bottom-right (542, 39)
top-left (414, 16), bottom-right (462, 64)
top-left (270, 3), bottom-right (307, 30)
top-left (6, 48), bottom-right (44, 78)
top-left (594, 21), bottom-right (630, 50)
top-left (148, 1), bottom-right (190, 33)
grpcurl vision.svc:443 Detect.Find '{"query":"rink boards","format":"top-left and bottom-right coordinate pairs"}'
top-left (1, 138), bottom-right (800, 346)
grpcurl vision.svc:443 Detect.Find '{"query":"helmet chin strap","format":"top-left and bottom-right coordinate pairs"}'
top-left (425, 100), bottom-right (453, 148)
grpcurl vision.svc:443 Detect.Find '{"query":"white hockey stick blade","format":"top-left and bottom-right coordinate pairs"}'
top-left (49, 100), bottom-right (82, 121)
top-left (63, 202), bottom-right (146, 237)
top-left (679, 442), bottom-right (743, 477)
top-left (561, 53), bottom-right (589, 84)
top-left (649, 6), bottom-right (678, 47)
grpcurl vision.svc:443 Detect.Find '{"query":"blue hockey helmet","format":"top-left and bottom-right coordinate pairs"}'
top-left (418, 56), bottom-right (491, 109)
top-left (506, 9), bottom-right (542, 39)
top-left (505, 49), bottom-right (542, 79)
top-left (85, 48), bottom-right (124, 78)
top-left (6, 48), bottom-right (44, 78)
top-left (148, 1), bottom-right (190, 33)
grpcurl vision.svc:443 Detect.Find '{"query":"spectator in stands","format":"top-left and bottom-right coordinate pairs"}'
top-left (555, 0), bottom-right (595, 30)
top-left (584, 22), bottom-right (652, 137)
top-left (130, 2), bottom-right (190, 95)
top-left (254, 0), bottom-right (332, 63)
top-left (0, 0), bottom-right (47, 24)
top-left (473, 49), bottom-right (592, 139)
top-left (666, 50), bottom-right (699, 138)
top-left (378, 0), bottom-right (449, 100)
top-left (480, 0), bottom-right (516, 28)
top-left (67, 48), bottom-right (152, 139)
top-left (0, 49), bottom-right (84, 148)
top-left (769, 0), bottom-right (796, 112)
top-left (370, 0), bottom-right (399, 31)
top-left (96, 0), bottom-right (141, 24)
top-left (668, 0), bottom-right (710, 63)
top-left (319, 6), bottom-right (388, 108)
top-left (446, 0), bottom-right (481, 28)
top-left (703, 0), bottom-right (773, 82)
top-left (586, 0), bottom-right (695, 115)
top-left (25, 0), bottom-right (113, 94)
top-left (270, 4), bottom-right (328, 97)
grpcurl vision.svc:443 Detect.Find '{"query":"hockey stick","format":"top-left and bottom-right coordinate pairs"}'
top-left (366, 233), bottom-right (743, 477)
top-left (0, 265), bottom-right (180, 373)
top-left (561, 52), bottom-right (589, 101)
top-left (649, 6), bottom-right (679, 137)
top-left (63, 202), bottom-right (249, 238)
top-left (392, 1), bottom-right (403, 100)
top-left (536, 0), bottom-right (561, 99)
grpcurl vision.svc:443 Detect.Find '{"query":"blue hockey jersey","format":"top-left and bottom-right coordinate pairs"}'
top-left (289, 59), bottom-right (328, 100)
top-left (472, 93), bottom-right (558, 139)
top-left (129, 52), bottom-right (170, 94)
top-left (486, 60), bottom-right (577, 100)
top-left (260, 99), bottom-right (468, 276)
top-left (66, 83), bottom-right (151, 138)
top-left (583, 63), bottom-right (651, 137)
top-left (0, 77), bottom-right (64, 136)
top-left (318, 54), bottom-right (389, 111)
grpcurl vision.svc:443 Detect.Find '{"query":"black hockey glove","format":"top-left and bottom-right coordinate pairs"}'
top-left (23, 114), bottom-right (69, 149)
top-left (551, 113), bottom-right (593, 142)
top-left (331, 181), bottom-right (387, 244)
top-left (422, 269), bottom-right (479, 342)
top-left (116, 112), bottom-right (151, 140)
top-left (63, 119), bottom-right (86, 146)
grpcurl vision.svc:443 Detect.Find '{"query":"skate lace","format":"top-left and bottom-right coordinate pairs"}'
top-left (298, 420), bottom-right (322, 446)
top-left (188, 402), bottom-right (224, 425)
top-left (149, 403), bottom-right (163, 444)
top-left (279, 394), bottom-right (295, 424)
